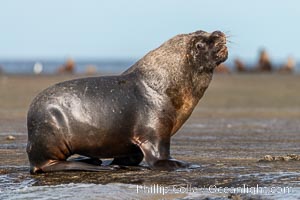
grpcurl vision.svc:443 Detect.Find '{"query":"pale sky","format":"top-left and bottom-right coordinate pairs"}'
top-left (0, 0), bottom-right (299, 62)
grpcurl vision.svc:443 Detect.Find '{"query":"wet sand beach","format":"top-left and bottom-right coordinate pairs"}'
top-left (0, 74), bottom-right (300, 199)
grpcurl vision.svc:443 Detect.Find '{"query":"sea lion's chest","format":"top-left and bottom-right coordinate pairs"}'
top-left (165, 87), bottom-right (198, 135)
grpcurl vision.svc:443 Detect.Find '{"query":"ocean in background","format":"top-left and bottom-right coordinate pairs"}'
top-left (0, 59), bottom-right (299, 74)
top-left (0, 60), bottom-right (136, 75)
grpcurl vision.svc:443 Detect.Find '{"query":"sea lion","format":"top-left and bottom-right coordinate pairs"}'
top-left (57, 58), bottom-right (75, 74)
top-left (257, 49), bottom-right (272, 72)
top-left (27, 30), bottom-right (228, 174)
top-left (279, 56), bottom-right (295, 73)
top-left (214, 63), bottom-right (230, 74)
top-left (234, 58), bottom-right (246, 72)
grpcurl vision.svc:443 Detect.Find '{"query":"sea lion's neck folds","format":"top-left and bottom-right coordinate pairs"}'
top-left (140, 79), bottom-right (165, 107)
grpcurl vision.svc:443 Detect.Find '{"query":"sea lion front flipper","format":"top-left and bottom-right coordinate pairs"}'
top-left (134, 129), bottom-right (192, 170)
top-left (152, 159), bottom-right (190, 170)
top-left (141, 142), bottom-right (191, 170)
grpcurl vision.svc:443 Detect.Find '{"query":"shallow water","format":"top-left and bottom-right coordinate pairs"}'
top-left (1, 74), bottom-right (300, 199)
top-left (1, 118), bottom-right (300, 199)
top-left (1, 178), bottom-right (300, 200)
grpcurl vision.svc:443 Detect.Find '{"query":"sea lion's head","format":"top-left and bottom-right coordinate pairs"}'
top-left (188, 30), bottom-right (228, 71)
top-left (123, 30), bottom-right (228, 77)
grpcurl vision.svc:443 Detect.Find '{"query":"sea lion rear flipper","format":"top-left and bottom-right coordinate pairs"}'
top-left (68, 156), bottom-right (102, 165)
top-left (135, 129), bottom-right (198, 170)
top-left (31, 161), bottom-right (119, 174)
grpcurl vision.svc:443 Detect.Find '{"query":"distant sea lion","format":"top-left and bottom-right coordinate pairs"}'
top-left (57, 58), bottom-right (75, 74)
top-left (215, 63), bottom-right (230, 74)
top-left (234, 58), bottom-right (246, 72)
top-left (257, 49), bottom-right (272, 72)
top-left (279, 56), bottom-right (295, 73)
top-left (27, 30), bottom-right (228, 174)
top-left (0, 65), bottom-right (4, 75)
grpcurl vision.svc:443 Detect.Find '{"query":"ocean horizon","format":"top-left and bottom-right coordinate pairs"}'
top-left (0, 59), bottom-right (299, 74)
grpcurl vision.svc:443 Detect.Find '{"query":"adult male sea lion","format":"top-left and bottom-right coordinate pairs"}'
top-left (27, 30), bottom-right (228, 174)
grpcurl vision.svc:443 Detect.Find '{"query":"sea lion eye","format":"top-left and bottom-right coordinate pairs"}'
top-left (196, 42), bottom-right (205, 50)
